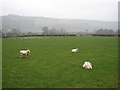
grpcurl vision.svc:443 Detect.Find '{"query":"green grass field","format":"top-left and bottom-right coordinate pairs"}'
top-left (2, 36), bottom-right (118, 88)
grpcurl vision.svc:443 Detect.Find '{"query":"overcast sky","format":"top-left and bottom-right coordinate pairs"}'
top-left (1, 0), bottom-right (119, 21)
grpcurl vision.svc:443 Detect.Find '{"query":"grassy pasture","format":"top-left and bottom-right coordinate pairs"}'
top-left (2, 36), bottom-right (118, 88)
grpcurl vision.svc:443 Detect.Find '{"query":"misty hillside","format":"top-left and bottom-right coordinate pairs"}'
top-left (2, 15), bottom-right (117, 33)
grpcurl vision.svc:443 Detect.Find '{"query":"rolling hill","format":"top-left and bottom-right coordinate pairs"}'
top-left (2, 15), bottom-right (117, 33)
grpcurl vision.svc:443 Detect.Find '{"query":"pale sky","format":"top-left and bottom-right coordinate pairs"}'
top-left (1, 0), bottom-right (119, 21)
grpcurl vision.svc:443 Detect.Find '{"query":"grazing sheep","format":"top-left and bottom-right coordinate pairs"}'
top-left (83, 61), bottom-right (92, 69)
top-left (20, 49), bottom-right (30, 57)
top-left (71, 48), bottom-right (78, 53)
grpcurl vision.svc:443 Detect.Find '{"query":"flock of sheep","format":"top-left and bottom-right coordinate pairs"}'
top-left (20, 48), bottom-right (93, 69)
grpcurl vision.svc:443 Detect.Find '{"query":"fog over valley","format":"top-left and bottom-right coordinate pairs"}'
top-left (2, 15), bottom-right (117, 33)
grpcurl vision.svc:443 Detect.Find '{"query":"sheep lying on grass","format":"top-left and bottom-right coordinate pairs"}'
top-left (83, 61), bottom-right (92, 69)
top-left (20, 49), bottom-right (30, 58)
top-left (71, 48), bottom-right (78, 53)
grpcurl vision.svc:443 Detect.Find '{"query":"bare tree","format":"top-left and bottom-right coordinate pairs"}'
top-left (42, 26), bottom-right (49, 35)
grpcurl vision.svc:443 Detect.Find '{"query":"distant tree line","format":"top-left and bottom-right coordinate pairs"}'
top-left (2, 26), bottom-right (69, 38)
top-left (2, 27), bottom-right (119, 38)
top-left (42, 26), bottom-right (66, 35)
top-left (95, 29), bottom-right (117, 35)
top-left (2, 28), bottom-right (20, 38)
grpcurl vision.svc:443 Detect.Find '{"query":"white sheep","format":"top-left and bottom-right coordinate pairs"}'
top-left (83, 61), bottom-right (92, 69)
top-left (71, 48), bottom-right (78, 53)
top-left (20, 49), bottom-right (30, 57)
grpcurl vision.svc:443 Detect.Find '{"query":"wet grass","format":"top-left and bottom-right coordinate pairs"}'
top-left (2, 36), bottom-right (118, 88)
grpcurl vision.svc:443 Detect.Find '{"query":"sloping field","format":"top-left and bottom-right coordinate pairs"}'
top-left (2, 36), bottom-right (118, 88)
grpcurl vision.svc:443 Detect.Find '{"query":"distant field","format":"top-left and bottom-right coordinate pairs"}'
top-left (2, 36), bottom-right (118, 88)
